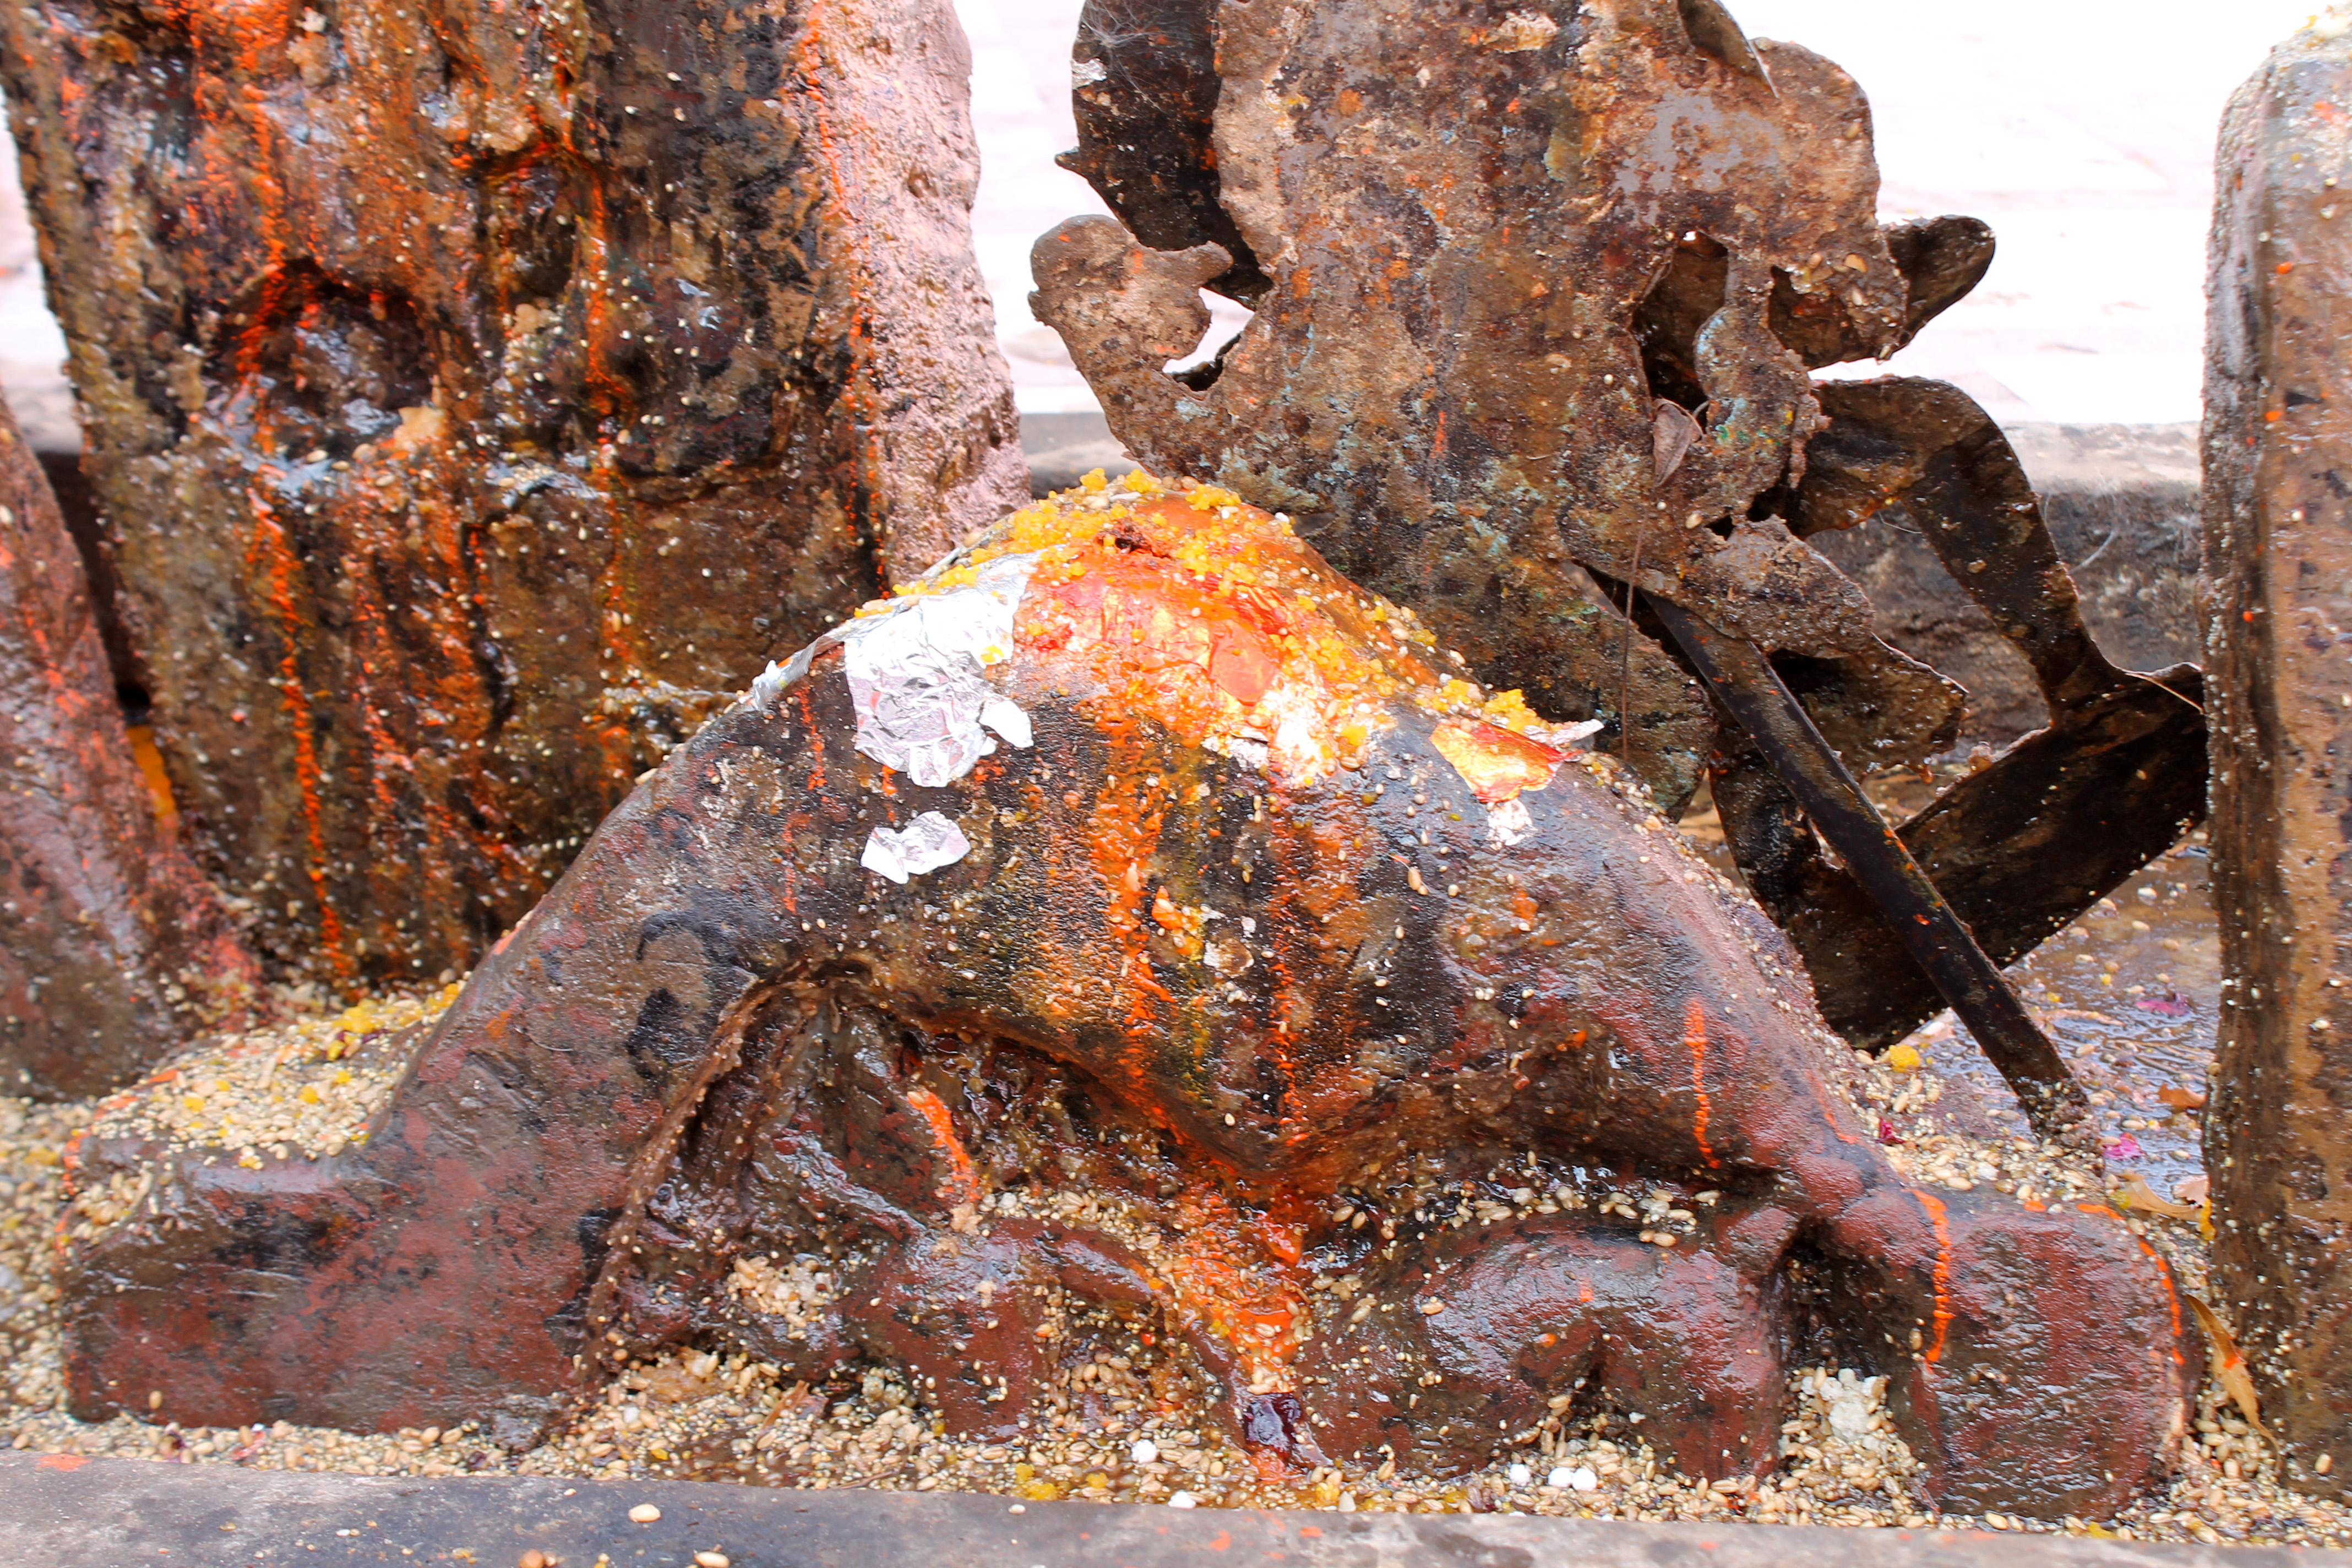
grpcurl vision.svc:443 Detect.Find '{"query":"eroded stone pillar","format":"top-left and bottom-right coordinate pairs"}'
top-left (0, 400), bottom-right (257, 1096)
top-left (2204, 18), bottom-right (2352, 1493)
top-left (0, 0), bottom-right (1026, 984)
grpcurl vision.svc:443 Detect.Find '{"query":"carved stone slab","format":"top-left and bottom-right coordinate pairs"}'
top-left (2203, 18), bottom-right (2352, 1497)
top-left (0, 0), bottom-right (1027, 983)
top-left (0, 399), bottom-right (257, 1096)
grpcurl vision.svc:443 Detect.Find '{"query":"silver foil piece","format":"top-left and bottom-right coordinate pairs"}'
top-left (745, 551), bottom-right (1041, 787)
top-left (861, 812), bottom-right (973, 884)
top-left (1486, 797), bottom-right (1536, 848)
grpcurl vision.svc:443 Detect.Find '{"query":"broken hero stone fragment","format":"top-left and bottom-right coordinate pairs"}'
top-left (0, 0), bottom-right (1027, 986)
top-left (62, 477), bottom-right (2188, 1518)
top-left (0, 400), bottom-right (258, 1096)
top-left (2204, 18), bottom-right (2352, 1498)
top-left (1041, 0), bottom-right (2205, 1071)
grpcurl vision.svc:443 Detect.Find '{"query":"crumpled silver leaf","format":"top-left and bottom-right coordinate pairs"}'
top-left (746, 551), bottom-right (1040, 787)
top-left (860, 812), bottom-right (973, 884)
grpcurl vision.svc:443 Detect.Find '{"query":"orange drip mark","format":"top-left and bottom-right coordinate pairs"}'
top-left (1578, 1278), bottom-right (1594, 1304)
top-left (776, 690), bottom-right (830, 916)
top-left (796, 0), bottom-right (891, 541)
top-left (1021, 774), bottom-right (1101, 1030)
top-left (1686, 998), bottom-right (1719, 1167)
top-left (1083, 716), bottom-right (1177, 1106)
top-left (903, 1086), bottom-right (978, 1206)
top-left (334, 496), bottom-right (411, 848)
top-left (572, 178), bottom-right (629, 417)
top-left (404, 491), bottom-right (478, 955)
top-left (2141, 1237), bottom-right (2187, 1366)
top-left (1260, 936), bottom-right (1306, 1059)
top-left (519, 113), bottom-right (638, 801)
top-left (244, 494), bottom-right (348, 974)
top-left (177, 0), bottom-right (355, 972)
top-left (126, 725), bottom-right (181, 835)
top-left (2090, 1204), bottom-right (2189, 1366)
top-left (1161, 1184), bottom-right (1306, 1390)
top-left (1259, 819), bottom-right (1348, 1101)
top-left (333, 489), bottom-right (415, 957)
top-left (1913, 1188), bottom-right (1954, 1362)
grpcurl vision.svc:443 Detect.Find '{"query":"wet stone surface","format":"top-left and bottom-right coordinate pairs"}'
top-left (1920, 832), bottom-right (2218, 1205)
top-left (0, 0), bottom-right (1028, 988)
top-left (0, 477), bottom-right (2290, 1540)
top-left (2202, 16), bottom-right (2352, 1488)
top-left (1038, 0), bottom-right (2205, 1084)
top-left (0, 396), bottom-right (259, 1097)
top-left (0, 763), bottom-right (2322, 1543)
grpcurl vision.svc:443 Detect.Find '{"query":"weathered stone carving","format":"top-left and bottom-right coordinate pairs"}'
top-left (1036, 0), bottom-right (2205, 1061)
top-left (1037, 0), bottom-right (1974, 813)
top-left (0, 0), bottom-right (1027, 986)
top-left (1742, 380), bottom-right (2207, 1050)
top-left (2203, 19), bottom-right (2352, 1498)
top-left (30, 0), bottom-right (2218, 1520)
top-left (64, 483), bottom-right (2188, 1516)
top-left (0, 399), bottom-right (258, 1097)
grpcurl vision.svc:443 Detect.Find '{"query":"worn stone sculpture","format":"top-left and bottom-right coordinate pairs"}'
top-left (2203, 18), bottom-right (2352, 1498)
top-left (65, 481), bottom-right (2188, 1517)
top-left (1741, 380), bottom-right (2207, 1050)
top-left (1041, 0), bottom-right (1967, 813)
top-left (0, 0), bottom-right (1027, 987)
top-left (0, 400), bottom-right (258, 1097)
top-left (1037, 0), bottom-right (2207, 1058)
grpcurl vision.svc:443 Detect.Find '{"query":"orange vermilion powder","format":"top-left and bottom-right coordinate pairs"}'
top-left (1427, 719), bottom-right (1562, 804)
top-left (873, 469), bottom-right (1579, 788)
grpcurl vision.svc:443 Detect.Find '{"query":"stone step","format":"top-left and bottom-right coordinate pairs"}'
top-left (0, 1450), bottom-right (2313, 1568)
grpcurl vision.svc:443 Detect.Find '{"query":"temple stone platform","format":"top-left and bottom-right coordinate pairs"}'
top-left (0, 1452), bottom-right (2328, 1568)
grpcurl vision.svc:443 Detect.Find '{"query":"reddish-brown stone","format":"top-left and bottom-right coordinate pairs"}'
top-left (1032, 0), bottom-right (2202, 1081)
top-left (0, 399), bottom-right (258, 1097)
top-left (1032, 0), bottom-right (1995, 814)
top-left (2203, 22), bottom-right (2352, 1495)
top-left (63, 486), bottom-right (2188, 1515)
top-left (0, 0), bottom-right (1026, 984)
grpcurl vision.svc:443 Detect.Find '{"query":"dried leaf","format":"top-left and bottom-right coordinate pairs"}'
top-left (2187, 1296), bottom-right (2272, 1441)
top-left (1652, 400), bottom-right (1701, 481)
top-left (2159, 1086), bottom-right (2208, 1112)
top-left (2111, 1172), bottom-right (2200, 1222)
top-left (2175, 1174), bottom-right (2211, 1205)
